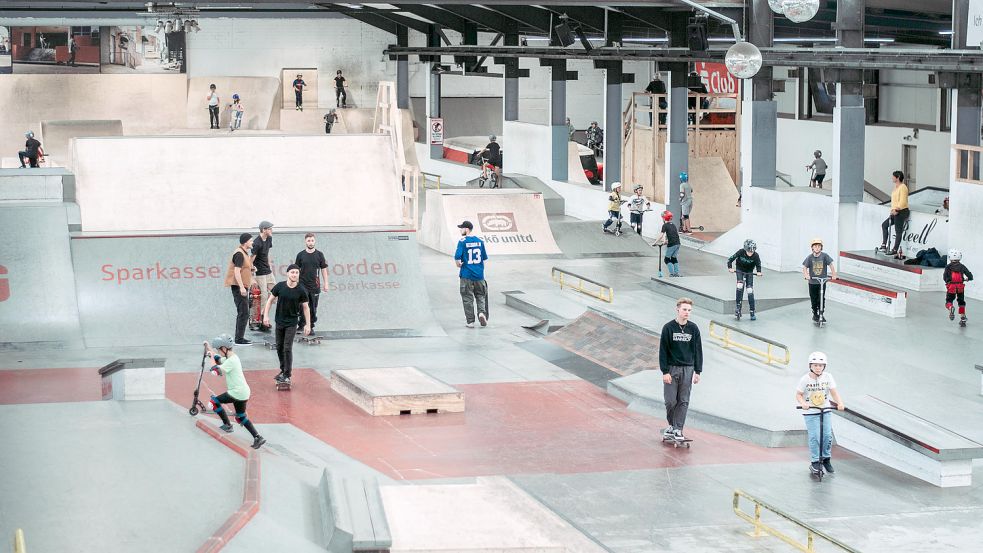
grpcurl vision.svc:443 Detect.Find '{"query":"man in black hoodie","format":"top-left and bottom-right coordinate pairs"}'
top-left (659, 297), bottom-right (703, 442)
top-left (727, 239), bottom-right (763, 320)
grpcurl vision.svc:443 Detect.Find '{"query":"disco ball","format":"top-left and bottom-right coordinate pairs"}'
top-left (768, 0), bottom-right (784, 13)
top-left (782, 0), bottom-right (820, 23)
top-left (725, 41), bottom-right (763, 79)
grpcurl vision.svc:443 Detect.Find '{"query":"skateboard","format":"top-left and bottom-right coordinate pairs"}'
top-left (296, 333), bottom-right (322, 345)
top-left (662, 436), bottom-right (693, 448)
top-left (263, 341), bottom-right (277, 351)
top-left (275, 381), bottom-right (291, 391)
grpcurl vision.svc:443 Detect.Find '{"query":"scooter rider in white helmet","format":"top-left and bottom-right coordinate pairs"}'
top-left (795, 351), bottom-right (845, 475)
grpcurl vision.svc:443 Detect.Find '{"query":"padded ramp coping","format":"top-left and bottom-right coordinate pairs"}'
top-left (319, 468), bottom-right (392, 553)
top-left (834, 395), bottom-right (983, 461)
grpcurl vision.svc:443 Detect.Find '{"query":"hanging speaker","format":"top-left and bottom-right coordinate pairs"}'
top-left (554, 22), bottom-right (576, 47)
top-left (687, 20), bottom-right (709, 52)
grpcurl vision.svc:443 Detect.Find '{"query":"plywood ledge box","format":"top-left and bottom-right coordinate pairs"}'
top-left (331, 366), bottom-right (465, 416)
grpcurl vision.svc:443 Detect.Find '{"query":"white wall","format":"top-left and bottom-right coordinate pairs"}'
top-left (949, 180), bottom-right (983, 301)
top-left (775, 118), bottom-right (951, 194)
top-left (878, 70), bottom-right (939, 127)
top-left (186, 17), bottom-right (395, 110)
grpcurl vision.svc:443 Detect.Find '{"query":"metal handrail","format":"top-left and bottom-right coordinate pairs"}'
top-left (733, 489), bottom-right (860, 553)
top-left (708, 320), bottom-right (790, 366)
top-left (421, 171), bottom-right (442, 189)
top-left (551, 267), bottom-right (613, 303)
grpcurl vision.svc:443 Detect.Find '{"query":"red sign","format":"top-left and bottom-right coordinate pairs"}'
top-left (0, 265), bottom-right (8, 302)
top-left (694, 62), bottom-right (738, 95)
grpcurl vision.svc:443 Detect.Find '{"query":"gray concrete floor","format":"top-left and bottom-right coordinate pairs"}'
top-left (3, 229), bottom-right (983, 552)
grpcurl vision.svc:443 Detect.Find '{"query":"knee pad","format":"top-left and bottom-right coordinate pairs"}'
top-left (736, 281), bottom-right (744, 290)
top-left (209, 396), bottom-right (222, 412)
top-left (746, 286), bottom-right (754, 295)
top-left (664, 257), bottom-right (672, 265)
top-left (670, 257), bottom-right (679, 264)
top-left (235, 412), bottom-right (248, 425)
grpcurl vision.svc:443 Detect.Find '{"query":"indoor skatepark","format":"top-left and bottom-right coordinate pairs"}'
top-left (2, 2), bottom-right (983, 553)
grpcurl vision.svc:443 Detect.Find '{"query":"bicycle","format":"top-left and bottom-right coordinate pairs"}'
top-left (477, 157), bottom-right (501, 189)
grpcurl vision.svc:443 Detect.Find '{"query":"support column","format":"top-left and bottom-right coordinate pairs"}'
top-left (832, 0), bottom-right (865, 254)
top-left (603, 62), bottom-right (623, 191)
top-left (503, 25), bottom-right (519, 122)
top-left (664, 15), bottom-right (689, 221)
top-left (747, 0), bottom-right (776, 190)
top-left (396, 26), bottom-right (409, 110)
top-left (425, 25), bottom-right (442, 161)
top-left (549, 59), bottom-right (568, 182)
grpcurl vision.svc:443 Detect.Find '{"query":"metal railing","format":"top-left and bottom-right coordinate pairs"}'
top-left (733, 489), bottom-right (860, 553)
top-left (708, 320), bottom-right (790, 366)
top-left (551, 267), bottom-right (613, 303)
top-left (421, 171), bottom-right (442, 189)
top-left (953, 144), bottom-right (983, 185)
top-left (14, 529), bottom-right (26, 553)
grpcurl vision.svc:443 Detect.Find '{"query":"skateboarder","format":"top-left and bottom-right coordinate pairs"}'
top-left (203, 334), bottom-right (266, 449)
top-left (334, 70), bottom-right (347, 107)
top-left (324, 109), bottom-right (338, 134)
top-left (801, 238), bottom-right (837, 323)
top-left (294, 233), bottom-right (329, 332)
top-left (251, 221), bottom-right (275, 331)
top-left (263, 264), bottom-right (311, 386)
top-left (454, 220), bottom-right (488, 328)
top-left (878, 171), bottom-right (910, 259)
top-left (292, 73), bottom-right (306, 111)
top-left (602, 182), bottom-right (625, 235)
top-left (727, 239), bottom-right (763, 320)
top-left (655, 210), bottom-right (681, 277)
top-left (805, 150), bottom-right (827, 188)
top-left (795, 351), bottom-right (845, 474)
top-left (627, 185), bottom-right (650, 235)
top-left (679, 171), bottom-right (694, 234)
top-left (659, 297), bottom-right (703, 442)
top-left (224, 233), bottom-right (255, 345)
top-left (229, 93), bottom-right (244, 131)
top-left (18, 130), bottom-right (41, 168)
top-left (944, 249), bottom-right (973, 326)
top-left (206, 84), bottom-right (220, 129)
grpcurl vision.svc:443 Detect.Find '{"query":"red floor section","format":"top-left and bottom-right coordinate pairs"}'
top-left (0, 368), bottom-right (102, 404)
top-left (166, 369), bottom-right (807, 480)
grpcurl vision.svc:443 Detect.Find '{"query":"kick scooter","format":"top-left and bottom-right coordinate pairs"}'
top-left (797, 405), bottom-right (837, 482)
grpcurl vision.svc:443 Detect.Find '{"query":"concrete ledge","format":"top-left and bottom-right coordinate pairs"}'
top-left (839, 250), bottom-right (944, 292)
top-left (319, 468), bottom-right (392, 553)
top-left (827, 277), bottom-right (907, 318)
top-left (0, 167), bottom-right (73, 202)
top-left (976, 364), bottom-right (983, 396)
top-left (99, 358), bottom-right (165, 401)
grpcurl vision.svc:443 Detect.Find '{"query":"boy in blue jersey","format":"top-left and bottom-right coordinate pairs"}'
top-left (453, 220), bottom-right (489, 328)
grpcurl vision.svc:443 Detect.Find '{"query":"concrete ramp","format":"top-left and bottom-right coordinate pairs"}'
top-left (421, 188), bottom-right (561, 256)
top-left (465, 174), bottom-right (565, 216)
top-left (70, 230), bottom-right (442, 347)
top-left (334, 108), bottom-right (419, 167)
top-left (186, 76), bottom-right (281, 130)
top-left (72, 134), bottom-right (404, 232)
top-left (39, 119), bottom-right (122, 169)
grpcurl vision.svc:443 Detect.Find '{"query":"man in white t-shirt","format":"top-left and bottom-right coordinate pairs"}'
top-left (207, 84), bottom-right (220, 129)
top-left (795, 351), bottom-right (845, 474)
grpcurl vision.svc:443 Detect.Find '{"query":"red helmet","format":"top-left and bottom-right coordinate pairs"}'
top-left (662, 210), bottom-right (673, 221)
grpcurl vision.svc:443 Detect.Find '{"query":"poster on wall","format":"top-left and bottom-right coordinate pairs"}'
top-left (100, 26), bottom-right (185, 74)
top-left (8, 26), bottom-right (100, 73)
top-left (0, 27), bottom-right (11, 74)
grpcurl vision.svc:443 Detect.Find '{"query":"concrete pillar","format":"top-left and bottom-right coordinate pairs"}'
top-left (396, 26), bottom-right (409, 110)
top-left (603, 62), bottom-right (623, 190)
top-left (427, 67), bottom-right (441, 160)
top-left (832, 0), bottom-right (865, 253)
top-left (747, 0), bottom-right (776, 190)
top-left (550, 60), bottom-right (568, 182)
top-left (504, 29), bottom-right (519, 122)
top-left (664, 65), bottom-right (688, 221)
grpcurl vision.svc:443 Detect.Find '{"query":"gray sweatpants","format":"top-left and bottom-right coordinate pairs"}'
top-left (460, 278), bottom-right (488, 324)
top-left (664, 365), bottom-right (695, 431)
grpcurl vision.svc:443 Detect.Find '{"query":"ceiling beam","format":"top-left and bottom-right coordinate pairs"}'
top-left (392, 4), bottom-right (470, 34)
top-left (485, 5), bottom-right (552, 34)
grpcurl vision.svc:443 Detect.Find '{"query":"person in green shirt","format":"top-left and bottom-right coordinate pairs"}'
top-left (204, 334), bottom-right (266, 449)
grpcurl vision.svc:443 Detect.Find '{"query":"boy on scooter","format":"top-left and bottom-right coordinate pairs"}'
top-left (795, 352), bottom-right (845, 475)
top-left (801, 238), bottom-right (837, 323)
top-left (727, 239), bottom-right (763, 320)
top-left (203, 334), bottom-right (266, 449)
top-left (602, 182), bottom-right (625, 235)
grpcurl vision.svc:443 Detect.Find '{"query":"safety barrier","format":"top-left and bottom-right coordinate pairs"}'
top-left (551, 267), bottom-right (613, 303)
top-left (421, 171), bottom-right (442, 189)
top-left (708, 320), bottom-right (789, 366)
top-left (733, 489), bottom-right (859, 553)
top-left (14, 529), bottom-right (26, 553)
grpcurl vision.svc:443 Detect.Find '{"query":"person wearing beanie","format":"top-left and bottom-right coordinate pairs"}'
top-left (224, 233), bottom-right (255, 344)
top-left (263, 263), bottom-right (311, 387)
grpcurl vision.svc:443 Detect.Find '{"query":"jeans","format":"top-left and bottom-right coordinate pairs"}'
top-left (664, 244), bottom-right (680, 276)
top-left (336, 87), bottom-right (347, 106)
top-left (663, 365), bottom-right (694, 431)
top-left (208, 105), bottom-right (219, 128)
top-left (881, 208), bottom-right (909, 253)
top-left (275, 324), bottom-right (298, 377)
top-left (17, 151), bottom-right (38, 168)
top-left (460, 278), bottom-right (488, 324)
top-left (295, 90), bottom-right (303, 108)
top-left (804, 411), bottom-right (833, 462)
top-left (231, 111), bottom-right (243, 130)
top-left (231, 286), bottom-right (248, 341)
top-left (603, 210), bottom-right (622, 230)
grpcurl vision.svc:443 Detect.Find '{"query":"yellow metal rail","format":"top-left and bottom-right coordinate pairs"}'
top-left (733, 489), bottom-right (860, 553)
top-left (421, 171), bottom-right (442, 189)
top-left (551, 267), bottom-right (613, 303)
top-left (14, 529), bottom-right (26, 553)
top-left (708, 320), bottom-right (790, 366)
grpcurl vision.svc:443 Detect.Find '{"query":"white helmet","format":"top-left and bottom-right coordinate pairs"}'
top-left (808, 351), bottom-right (827, 366)
top-left (949, 249), bottom-right (962, 261)
top-left (611, 181), bottom-right (622, 189)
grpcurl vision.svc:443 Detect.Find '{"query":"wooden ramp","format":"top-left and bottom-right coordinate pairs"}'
top-left (331, 367), bottom-right (465, 416)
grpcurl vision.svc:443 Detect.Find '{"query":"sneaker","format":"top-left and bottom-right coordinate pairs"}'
top-left (274, 373), bottom-right (285, 383)
top-left (465, 322), bottom-right (475, 328)
top-left (949, 306), bottom-right (956, 320)
top-left (672, 429), bottom-right (686, 441)
top-left (219, 424), bottom-right (234, 433)
top-left (281, 377), bottom-right (291, 386)
top-left (478, 313), bottom-right (487, 327)
top-left (812, 313), bottom-right (820, 322)
top-left (822, 458), bottom-right (835, 473)
top-left (251, 435), bottom-right (266, 450)
top-left (234, 339), bottom-right (253, 345)
top-left (662, 426), bottom-right (674, 438)
top-left (810, 461), bottom-right (821, 473)
top-left (750, 311), bottom-right (757, 321)
top-left (820, 315), bottom-right (827, 323)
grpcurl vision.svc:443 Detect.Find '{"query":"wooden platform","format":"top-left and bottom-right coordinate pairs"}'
top-left (330, 367), bottom-right (465, 416)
